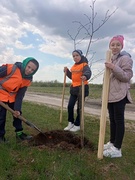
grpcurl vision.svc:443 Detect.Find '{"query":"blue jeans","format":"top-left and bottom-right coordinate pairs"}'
top-left (108, 97), bottom-right (127, 149)
top-left (0, 102), bottom-right (23, 137)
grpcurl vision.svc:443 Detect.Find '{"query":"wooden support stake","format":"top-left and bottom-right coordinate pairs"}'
top-left (81, 80), bottom-right (85, 148)
top-left (97, 50), bottom-right (112, 159)
top-left (59, 71), bottom-right (66, 123)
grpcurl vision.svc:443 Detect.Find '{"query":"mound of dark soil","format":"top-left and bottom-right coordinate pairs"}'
top-left (29, 130), bottom-right (95, 151)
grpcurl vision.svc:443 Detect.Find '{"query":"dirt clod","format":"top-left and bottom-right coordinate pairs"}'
top-left (29, 130), bottom-right (95, 151)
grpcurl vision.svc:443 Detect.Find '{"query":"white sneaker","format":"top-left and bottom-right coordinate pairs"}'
top-left (104, 142), bottom-right (114, 150)
top-left (64, 122), bottom-right (74, 131)
top-left (103, 146), bottom-right (122, 158)
top-left (69, 125), bottom-right (80, 132)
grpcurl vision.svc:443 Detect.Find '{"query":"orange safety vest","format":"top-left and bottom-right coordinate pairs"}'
top-left (0, 64), bottom-right (31, 102)
top-left (71, 62), bottom-right (88, 87)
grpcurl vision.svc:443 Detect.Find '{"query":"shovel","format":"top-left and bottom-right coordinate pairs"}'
top-left (0, 101), bottom-right (44, 134)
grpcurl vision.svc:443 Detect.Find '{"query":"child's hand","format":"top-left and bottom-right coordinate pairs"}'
top-left (81, 76), bottom-right (86, 81)
top-left (64, 67), bottom-right (68, 73)
top-left (105, 62), bottom-right (114, 70)
top-left (13, 111), bottom-right (20, 118)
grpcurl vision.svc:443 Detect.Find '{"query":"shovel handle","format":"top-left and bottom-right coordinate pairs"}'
top-left (0, 101), bottom-right (27, 123)
top-left (0, 101), bottom-right (43, 134)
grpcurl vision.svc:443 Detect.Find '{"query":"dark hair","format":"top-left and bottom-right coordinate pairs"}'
top-left (30, 59), bottom-right (39, 68)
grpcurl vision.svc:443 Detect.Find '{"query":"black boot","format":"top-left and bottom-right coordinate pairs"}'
top-left (16, 131), bottom-right (33, 141)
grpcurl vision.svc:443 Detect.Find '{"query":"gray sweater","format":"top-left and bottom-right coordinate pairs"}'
top-left (108, 51), bottom-right (133, 103)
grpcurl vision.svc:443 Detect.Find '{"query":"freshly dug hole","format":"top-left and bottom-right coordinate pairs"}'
top-left (28, 130), bottom-right (95, 151)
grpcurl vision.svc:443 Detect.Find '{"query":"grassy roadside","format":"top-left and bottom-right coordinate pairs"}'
top-left (27, 86), bottom-right (135, 102)
top-left (0, 101), bottom-right (135, 180)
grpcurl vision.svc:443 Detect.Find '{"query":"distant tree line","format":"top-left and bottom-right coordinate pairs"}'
top-left (31, 81), bottom-right (135, 89)
top-left (31, 80), bottom-right (70, 87)
top-left (31, 80), bottom-right (102, 88)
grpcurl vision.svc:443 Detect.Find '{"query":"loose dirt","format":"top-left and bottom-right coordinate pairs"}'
top-left (28, 130), bottom-right (95, 151)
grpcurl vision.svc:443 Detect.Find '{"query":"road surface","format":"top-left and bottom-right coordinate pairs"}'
top-left (24, 92), bottom-right (135, 121)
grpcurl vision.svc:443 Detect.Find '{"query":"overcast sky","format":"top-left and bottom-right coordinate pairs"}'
top-left (0, 0), bottom-right (135, 84)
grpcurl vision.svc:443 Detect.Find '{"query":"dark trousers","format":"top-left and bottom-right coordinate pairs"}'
top-left (0, 102), bottom-right (23, 137)
top-left (68, 94), bottom-right (82, 126)
top-left (108, 97), bottom-right (127, 149)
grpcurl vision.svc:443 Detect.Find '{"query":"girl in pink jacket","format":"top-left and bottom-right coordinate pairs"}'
top-left (103, 35), bottom-right (133, 158)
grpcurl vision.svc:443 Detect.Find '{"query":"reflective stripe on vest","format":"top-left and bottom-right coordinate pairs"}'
top-left (0, 64), bottom-right (17, 95)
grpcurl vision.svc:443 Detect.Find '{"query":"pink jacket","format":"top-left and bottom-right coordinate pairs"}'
top-left (108, 52), bottom-right (133, 103)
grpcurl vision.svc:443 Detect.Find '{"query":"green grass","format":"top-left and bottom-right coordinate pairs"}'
top-left (0, 102), bottom-right (135, 180)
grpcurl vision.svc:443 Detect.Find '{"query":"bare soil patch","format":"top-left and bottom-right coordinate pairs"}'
top-left (28, 130), bottom-right (95, 151)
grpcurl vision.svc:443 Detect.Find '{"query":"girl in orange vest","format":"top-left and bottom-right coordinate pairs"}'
top-left (64, 49), bottom-right (91, 132)
top-left (0, 57), bottom-right (39, 143)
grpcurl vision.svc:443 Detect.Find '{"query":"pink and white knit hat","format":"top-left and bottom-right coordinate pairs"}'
top-left (109, 35), bottom-right (124, 48)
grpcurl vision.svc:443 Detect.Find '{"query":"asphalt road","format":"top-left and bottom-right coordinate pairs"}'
top-left (24, 92), bottom-right (135, 121)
